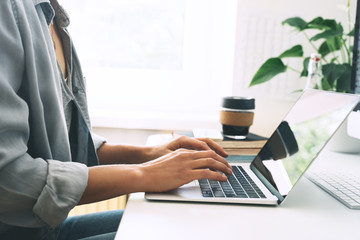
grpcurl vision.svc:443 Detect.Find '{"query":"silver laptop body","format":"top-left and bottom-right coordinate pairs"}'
top-left (145, 89), bottom-right (360, 206)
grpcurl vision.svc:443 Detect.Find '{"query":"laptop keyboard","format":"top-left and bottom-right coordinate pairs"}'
top-left (198, 166), bottom-right (266, 198)
top-left (306, 171), bottom-right (360, 209)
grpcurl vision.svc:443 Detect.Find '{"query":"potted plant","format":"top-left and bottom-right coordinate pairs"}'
top-left (249, 0), bottom-right (354, 93)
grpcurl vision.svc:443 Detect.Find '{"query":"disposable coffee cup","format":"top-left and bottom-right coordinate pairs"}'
top-left (220, 97), bottom-right (255, 139)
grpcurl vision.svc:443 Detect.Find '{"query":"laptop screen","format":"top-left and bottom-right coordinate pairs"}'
top-left (250, 89), bottom-right (360, 201)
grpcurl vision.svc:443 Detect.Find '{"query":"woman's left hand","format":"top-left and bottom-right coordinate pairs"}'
top-left (152, 135), bottom-right (228, 159)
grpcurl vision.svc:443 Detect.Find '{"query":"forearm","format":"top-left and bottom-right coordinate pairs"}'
top-left (80, 147), bottom-right (231, 205)
top-left (96, 136), bottom-right (228, 166)
top-left (97, 143), bottom-right (161, 165)
top-left (78, 164), bottom-right (144, 205)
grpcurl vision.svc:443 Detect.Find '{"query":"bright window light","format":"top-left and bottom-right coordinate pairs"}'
top-left (61, 0), bottom-right (238, 130)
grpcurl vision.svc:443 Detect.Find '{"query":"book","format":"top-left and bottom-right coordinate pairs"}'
top-left (212, 139), bottom-right (266, 149)
top-left (225, 148), bottom-right (262, 156)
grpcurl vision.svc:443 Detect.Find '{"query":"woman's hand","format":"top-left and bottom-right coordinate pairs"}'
top-left (151, 135), bottom-right (228, 160)
top-left (139, 148), bottom-right (232, 193)
top-left (80, 147), bottom-right (232, 204)
top-left (83, 136), bottom-right (232, 204)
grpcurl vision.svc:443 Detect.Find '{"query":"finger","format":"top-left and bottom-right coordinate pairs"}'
top-left (170, 136), bottom-right (229, 159)
top-left (170, 136), bottom-right (211, 151)
top-left (191, 158), bottom-right (232, 175)
top-left (193, 169), bottom-right (228, 182)
top-left (190, 150), bottom-right (231, 169)
top-left (196, 138), bottom-right (228, 157)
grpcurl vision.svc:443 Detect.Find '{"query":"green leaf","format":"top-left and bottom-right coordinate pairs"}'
top-left (300, 57), bottom-right (310, 77)
top-left (305, 18), bottom-right (337, 30)
top-left (321, 77), bottom-right (332, 91)
top-left (336, 64), bottom-right (352, 92)
top-left (322, 63), bottom-right (346, 87)
top-left (321, 63), bottom-right (351, 92)
top-left (327, 36), bottom-right (343, 51)
top-left (278, 45), bottom-right (303, 58)
top-left (318, 37), bottom-right (343, 57)
top-left (318, 41), bottom-right (330, 57)
top-left (310, 25), bottom-right (344, 41)
top-left (249, 58), bottom-right (287, 87)
top-left (282, 17), bottom-right (307, 31)
top-left (348, 28), bottom-right (355, 36)
top-left (305, 17), bottom-right (325, 30)
top-left (320, 19), bottom-right (338, 30)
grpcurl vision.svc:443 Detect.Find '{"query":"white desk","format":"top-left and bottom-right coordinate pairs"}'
top-left (115, 150), bottom-right (360, 240)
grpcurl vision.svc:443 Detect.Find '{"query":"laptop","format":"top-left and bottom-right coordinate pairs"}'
top-left (145, 89), bottom-right (360, 205)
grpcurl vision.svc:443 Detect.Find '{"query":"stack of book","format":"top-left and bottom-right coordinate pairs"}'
top-left (191, 128), bottom-right (267, 156)
top-left (212, 139), bottom-right (266, 156)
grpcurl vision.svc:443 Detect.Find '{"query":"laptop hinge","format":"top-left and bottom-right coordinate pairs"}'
top-left (251, 164), bottom-right (285, 202)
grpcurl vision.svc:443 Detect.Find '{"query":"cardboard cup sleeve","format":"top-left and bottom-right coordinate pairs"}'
top-left (219, 111), bottom-right (254, 127)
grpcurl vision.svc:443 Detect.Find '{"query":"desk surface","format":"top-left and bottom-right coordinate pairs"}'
top-left (115, 150), bottom-right (360, 240)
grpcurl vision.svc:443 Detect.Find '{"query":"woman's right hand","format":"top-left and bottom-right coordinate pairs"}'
top-left (138, 148), bottom-right (232, 193)
top-left (80, 148), bottom-right (232, 205)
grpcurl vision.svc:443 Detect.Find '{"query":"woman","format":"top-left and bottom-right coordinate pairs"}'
top-left (0, 0), bottom-right (231, 239)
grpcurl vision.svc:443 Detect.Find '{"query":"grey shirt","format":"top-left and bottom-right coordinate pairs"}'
top-left (0, 0), bottom-right (106, 236)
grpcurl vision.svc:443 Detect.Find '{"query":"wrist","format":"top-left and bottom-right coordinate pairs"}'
top-left (127, 164), bottom-right (148, 193)
top-left (140, 145), bottom-right (156, 161)
top-left (133, 163), bottom-right (153, 192)
top-left (146, 144), bottom-right (171, 161)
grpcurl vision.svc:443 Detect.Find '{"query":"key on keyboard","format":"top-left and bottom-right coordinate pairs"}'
top-left (306, 171), bottom-right (360, 209)
top-left (198, 166), bottom-right (266, 198)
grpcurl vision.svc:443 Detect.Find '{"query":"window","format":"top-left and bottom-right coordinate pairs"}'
top-left (61, 0), bottom-right (238, 130)
top-left (64, 0), bottom-right (185, 70)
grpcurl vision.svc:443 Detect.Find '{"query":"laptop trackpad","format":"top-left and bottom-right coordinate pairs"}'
top-left (180, 181), bottom-right (198, 188)
top-left (166, 181), bottom-right (202, 198)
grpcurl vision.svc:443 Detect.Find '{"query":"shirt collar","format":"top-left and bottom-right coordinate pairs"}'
top-left (32, 0), bottom-right (70, 28)
top-left (50, 0), bottom-right (70, 28)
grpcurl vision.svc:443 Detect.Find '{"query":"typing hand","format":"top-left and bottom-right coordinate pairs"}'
top-left (153, 135), bottom-right (228, 159)
top-left (139, 148), bottom-right (232, 193)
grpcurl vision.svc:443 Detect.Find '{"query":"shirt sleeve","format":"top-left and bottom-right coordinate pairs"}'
top-left (91, 132), bottom-right (107, 150)
top-left (0, 1), bottom-right (88, 229)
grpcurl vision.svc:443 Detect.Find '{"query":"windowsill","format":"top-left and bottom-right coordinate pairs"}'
top-left (89, 96), bottom-right (297, 140)
top-left (89, 109), bottom-right (221, 131)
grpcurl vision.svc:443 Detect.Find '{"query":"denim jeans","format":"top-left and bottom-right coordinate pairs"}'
top-left (57, 210), bottom-right (124, 240)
